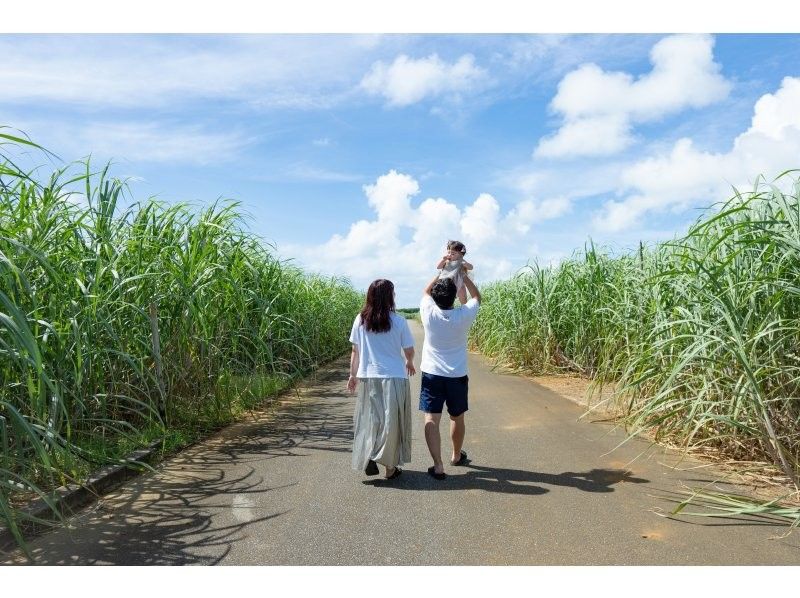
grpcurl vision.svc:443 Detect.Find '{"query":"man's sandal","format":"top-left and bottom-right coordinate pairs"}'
top-left (450, 450), bottom-right (469, 466)
top-left (427, 466), bottom-right (446, 480)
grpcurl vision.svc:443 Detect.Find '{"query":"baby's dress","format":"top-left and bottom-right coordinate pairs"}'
top-left (439, 258), bottom-right (465, 290)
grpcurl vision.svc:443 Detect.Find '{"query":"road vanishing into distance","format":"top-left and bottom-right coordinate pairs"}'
top-left (4, 321), bottom-right (799, 565)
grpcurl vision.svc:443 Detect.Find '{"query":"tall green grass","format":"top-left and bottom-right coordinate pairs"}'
top-left (472, 172), bottom-right (800, 486)
top-left (0, 131), bottom-right (363, 552)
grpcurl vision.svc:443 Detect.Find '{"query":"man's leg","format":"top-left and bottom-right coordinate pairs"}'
top-left (423, 412), bottom-right (444, 474)
top-left (449, 413), bottom-right (465, 463)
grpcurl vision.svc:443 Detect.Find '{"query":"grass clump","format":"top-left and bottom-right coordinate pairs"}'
top-left (471, 171), bottom-right (800, 490)
top-left (0, 129), bottom-right (363, 553)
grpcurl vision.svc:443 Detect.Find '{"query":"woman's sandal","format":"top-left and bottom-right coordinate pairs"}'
top-left (386, 467), bottom-right (402, 480)
top-left (364, 460), bottom-right (379, 476)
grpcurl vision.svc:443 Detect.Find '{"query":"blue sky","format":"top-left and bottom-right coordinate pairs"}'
top-left (2, 33), bottom-right (800, 305)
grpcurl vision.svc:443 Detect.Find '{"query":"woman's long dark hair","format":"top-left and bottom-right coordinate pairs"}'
top-left (360, 279), bottom-right (395, 333)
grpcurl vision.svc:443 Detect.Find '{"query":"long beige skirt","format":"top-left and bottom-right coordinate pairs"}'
top-left (351, 377), bottom-right (412, 470)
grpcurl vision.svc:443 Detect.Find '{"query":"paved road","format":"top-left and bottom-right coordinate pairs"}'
top-left (3, 321), bottom-right (799, 565)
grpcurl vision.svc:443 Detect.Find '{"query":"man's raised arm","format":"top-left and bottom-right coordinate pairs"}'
top-left (463, 275), bottom-right (481, 304)
top-left (423, 274), bottom-right (440, 297)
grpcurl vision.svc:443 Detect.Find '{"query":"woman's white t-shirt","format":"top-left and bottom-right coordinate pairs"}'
top-left (349, 312), bottom-right (414, 378)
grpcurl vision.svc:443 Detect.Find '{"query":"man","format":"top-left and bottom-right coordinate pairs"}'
top-left (418, 273), bottom-right (481, 480)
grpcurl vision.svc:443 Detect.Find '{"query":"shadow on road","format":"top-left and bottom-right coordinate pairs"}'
top-left (4, 391), bottom-right (355, 566)
top-left (213, 405), bottom-right (354, 463)
top-left (4, 462), bottom-right (290, 565)
top-left (364, 464), bottom-right (648, 495)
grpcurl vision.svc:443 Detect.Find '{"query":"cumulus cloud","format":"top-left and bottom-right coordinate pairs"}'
top-left (461, 193), bottom-right (501, 248)
top-left (360, 53), bottom-right (488, 107)
top-left (284, 170), bottom-right (567, 305)
top-left (503, 196), bottom-right (572, 235)
top-left (593, 76), bottom-right (800, 232)
top-left (535, 34), bottom-right (731, 158)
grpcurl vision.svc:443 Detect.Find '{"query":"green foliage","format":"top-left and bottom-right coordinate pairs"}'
top-left (396, 307), bottom-right (420, 320)
top-left (472, 172), bottom-right (800, 486)
top-left (0, 131), bottom-right (363, 553)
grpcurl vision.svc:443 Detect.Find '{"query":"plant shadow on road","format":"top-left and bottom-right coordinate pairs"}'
top-left (364, 464), bottom-right (649, 495)
top-left (1, 387), bottom-right (356, 565)
top-left (1, 460), bottom-right (291, 565)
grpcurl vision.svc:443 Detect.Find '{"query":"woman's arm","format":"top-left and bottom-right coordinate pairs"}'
top-left (403, 347), bottom-right (416, 376)
top-left (346, 345), bottom-right (359, 394)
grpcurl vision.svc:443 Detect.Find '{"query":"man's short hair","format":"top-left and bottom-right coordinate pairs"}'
top-left (431, 278), bottom-right (457, 309)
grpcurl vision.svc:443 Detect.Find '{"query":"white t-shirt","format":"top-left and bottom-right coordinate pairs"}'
top-left (349, 312), bottom-right (414, 378)
top-left (419, 295), bottom-right (480, 377)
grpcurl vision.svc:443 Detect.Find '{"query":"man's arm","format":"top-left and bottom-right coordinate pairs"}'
top-left (423, 273), bottom-right (440, 297)
top-left (462, 274), bottom-right (481, 304)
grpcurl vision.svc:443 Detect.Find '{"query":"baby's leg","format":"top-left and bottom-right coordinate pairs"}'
top-left (457, 284), bottom-right (468, 305)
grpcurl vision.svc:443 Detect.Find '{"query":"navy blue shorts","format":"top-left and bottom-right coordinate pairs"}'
top-left (419, 372), bottom-right (469, 417)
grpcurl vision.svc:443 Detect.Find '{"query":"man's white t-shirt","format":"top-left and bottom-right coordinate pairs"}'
top-left (349, 312), bottom-right (414, 378)
top-left (419, 295), bottom-right (480, 377)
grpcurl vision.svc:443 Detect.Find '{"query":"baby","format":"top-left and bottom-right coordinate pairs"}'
top-left (436, 240), bottom-right (474, 305)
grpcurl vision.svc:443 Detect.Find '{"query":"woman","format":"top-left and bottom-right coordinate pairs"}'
top-left (347, 279), bottom-right (416, 480)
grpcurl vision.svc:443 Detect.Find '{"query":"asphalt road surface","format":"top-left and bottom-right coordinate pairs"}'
top-left (3, 320), bottom-right (799, 565)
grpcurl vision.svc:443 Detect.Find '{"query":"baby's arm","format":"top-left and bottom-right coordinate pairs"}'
top-left (462, 259), bottom-right (474, 271)
top-left (436, 255), bottom-right (449, 269)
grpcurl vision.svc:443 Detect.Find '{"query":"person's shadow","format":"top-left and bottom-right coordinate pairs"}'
top-left (365, 462), bottom-right (649, 496)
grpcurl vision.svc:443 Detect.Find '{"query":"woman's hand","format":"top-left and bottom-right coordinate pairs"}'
top-left (405, 359), bottom-right (417, 377)
top-left (348, 345), bottom-right (359, 394)
top-left (403, 347), bottom-right (416, 377)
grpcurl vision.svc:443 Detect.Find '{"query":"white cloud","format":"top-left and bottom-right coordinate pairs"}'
top-left (460, 193), bottom-right (500, 248)
top-left (750, 76), bottom-right (800, 137)
top-left (411, 197), bottom-right (462, 248)
top-left (365, 170), bottom-right (419, 224)
top-left (360, 53), bottom-right (488, 107)
top-left (504, 35), bottom-right (569, 67)
top-left (0, 35), bottom-right (379, 109)
top-left (284, 163), bottom-right (362, 182)
top-left (503, 196), bottom-right (572, 235)
top-left (535, 34), bottom-right (731, 158)
top-left (593, 76), bottom-right (800, 232)
top-left (43, 121), bottom-right (252, 165)
top-left (536, 114), bottom-right (633, 158)
top-left (312, 137), bottom-right (331, 146)
top-left (283, 170), bottom-right (556, 305)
